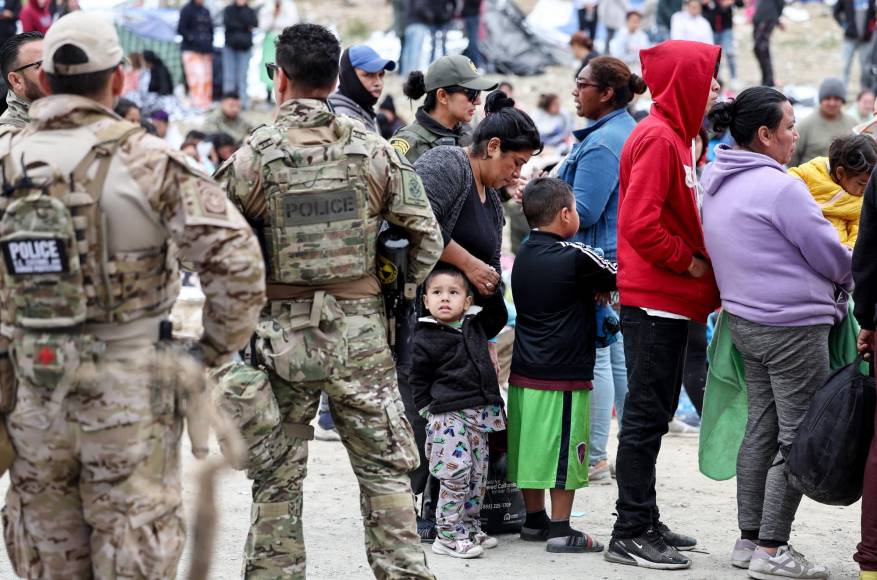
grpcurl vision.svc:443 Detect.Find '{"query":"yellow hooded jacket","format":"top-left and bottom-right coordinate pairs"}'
top-left (788, 156), bottom-right (862, 248)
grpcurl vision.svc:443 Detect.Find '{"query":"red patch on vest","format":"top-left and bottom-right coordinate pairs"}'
top-left (577, 442), bottom-right (587, 465)
top-left (36, 346), bottom-right (56, 366)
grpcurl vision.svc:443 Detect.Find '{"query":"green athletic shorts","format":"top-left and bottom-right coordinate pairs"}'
top-left (507, 385), bottom-right (591, 490)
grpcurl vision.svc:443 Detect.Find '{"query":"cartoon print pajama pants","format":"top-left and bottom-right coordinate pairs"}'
top-left (425, 407), bottom-right (504, 543)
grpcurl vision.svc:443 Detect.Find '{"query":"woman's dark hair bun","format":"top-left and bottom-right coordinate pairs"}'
top-left (708, 100), bottom-right (736, 134)
top-left (628, 74), bottom-right (647, 95)
top-left (485, 90), bottom-right (516, 114)
top-left (402, 70), bottom-right (427, 100)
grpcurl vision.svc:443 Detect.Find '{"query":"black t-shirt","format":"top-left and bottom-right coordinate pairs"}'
top-left (448, 186), bottom-right (500, 269)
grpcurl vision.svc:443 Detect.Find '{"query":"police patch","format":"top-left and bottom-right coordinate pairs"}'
top-left (283, 190), bottom-right (359, 225)
top-left (391, 137), bottom-right (411, 156)
top-left (401, 170), bottom-right (428, 208)
top-left (2, 238), bottom-right (68, 275)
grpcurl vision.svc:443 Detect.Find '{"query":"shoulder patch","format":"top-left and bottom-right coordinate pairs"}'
top-left (401, 167), bottom-right (428, 208)
top-left (390, 137), bottom-right (411, 156)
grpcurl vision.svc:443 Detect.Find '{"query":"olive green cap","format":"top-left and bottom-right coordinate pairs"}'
top-left (424, 55), bottom-right (498, 92)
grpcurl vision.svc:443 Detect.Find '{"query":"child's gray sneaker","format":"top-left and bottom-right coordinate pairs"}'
top-left (732, 538), bottom-right (758, 568)
top-left (748, 545), bottom-right (830, 579)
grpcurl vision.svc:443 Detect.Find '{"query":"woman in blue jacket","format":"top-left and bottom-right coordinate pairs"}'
top-left (557, 56), bottom-right (646, 479)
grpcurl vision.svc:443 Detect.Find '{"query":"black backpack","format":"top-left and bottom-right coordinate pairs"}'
top-left (786, 356), bottom-right (876, 506)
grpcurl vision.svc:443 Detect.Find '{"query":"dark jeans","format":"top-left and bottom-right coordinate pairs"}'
top-left (578, 7), bottom-right (598, 40)
top-left (753, 19), bottom-right (777, 86)
top-left (683, 321), bottom-right (708, 416)
top-left (613, 306), bottom-right (689, 538)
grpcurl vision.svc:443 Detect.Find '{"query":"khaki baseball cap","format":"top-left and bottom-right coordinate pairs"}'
top-left (43, 12), bottom-right (124, 75)
top-left (424, 55), bottom-right (498, 93)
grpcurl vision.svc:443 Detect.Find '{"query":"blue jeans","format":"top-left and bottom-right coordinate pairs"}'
top-left (588, 335), bottom-right (628, 465)
top-left (714, 29), bottom-right (737, 81)
top-left (843, 37), bottom-right (875, 89)
top-left (400, 23), bottom-right (429, 74)
top-left (222, 47), bottom-right (251, 108)
top-left (463, 15), bottom-right (482, 68)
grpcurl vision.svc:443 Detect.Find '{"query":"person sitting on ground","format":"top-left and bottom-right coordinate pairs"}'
top-left (702, 86), bottom-right (851, 580)
top-left (328, 44), bottom-right (395, 134)
top-left (114, 97), bottom-right (141, 123)
top-left (791, 77), bottom-right (857, 167)
top-left (532, 93), bottom-right (572, 150)
top-left (209, 132), bottom-right (237, 166)
top-left (570, 31), bottom-right (600, 76)
top-left (509, 177), bottom-right (617, 554)
top-left (409, 264), bottom-right (508, 559)
top-left (143, 50), bottom-right (174, 96)
top-left (789, 134), bottom-right (877, 249)
top-left (609, 11), bottom-right (651, 69)
top-left (670, 0), bottom-right (714, 44)
top-left (202, 91), bottom-right (255, 144)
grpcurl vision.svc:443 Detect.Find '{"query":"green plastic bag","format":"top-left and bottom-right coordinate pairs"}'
top-left (698, 302), bottom-right (861, 481)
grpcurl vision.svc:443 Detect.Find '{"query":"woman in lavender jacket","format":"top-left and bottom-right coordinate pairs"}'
top-left (701, 87), bottom-right (851, 579)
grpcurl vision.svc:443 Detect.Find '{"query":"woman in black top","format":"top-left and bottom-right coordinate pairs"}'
top-left (414, 90), bottom-right (542, 295)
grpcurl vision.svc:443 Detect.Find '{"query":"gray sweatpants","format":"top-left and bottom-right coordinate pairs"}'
top-left (727, 313), bottom-right (831, 543)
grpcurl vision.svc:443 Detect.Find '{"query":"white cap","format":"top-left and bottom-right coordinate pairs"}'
top-left (43, 12), bottom-right (124, 75)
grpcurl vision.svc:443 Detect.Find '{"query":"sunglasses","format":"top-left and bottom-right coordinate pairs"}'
top-left (12, 60), bottom-right (41, 73)
top-left (444, 86), bottom-right (480, 103)
top-left (265, 62), bottom-right (285, 81)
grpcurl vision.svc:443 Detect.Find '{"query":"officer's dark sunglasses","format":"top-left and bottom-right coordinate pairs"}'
top-left (444, 86), bottom-right (480, 103)
top-left (12, 60), bottom-right (41, 73)
top-left (265, 62), bottom-right (288, 81)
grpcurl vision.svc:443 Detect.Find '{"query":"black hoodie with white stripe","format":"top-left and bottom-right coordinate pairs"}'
top-left (511, 230), bottom-right (617, 382)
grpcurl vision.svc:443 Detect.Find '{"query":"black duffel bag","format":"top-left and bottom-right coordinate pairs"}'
top-left (786, 355), bottom-right (876, 506)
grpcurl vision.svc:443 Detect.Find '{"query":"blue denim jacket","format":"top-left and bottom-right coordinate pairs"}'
top-left (558, 108), bottom-right (636, 261)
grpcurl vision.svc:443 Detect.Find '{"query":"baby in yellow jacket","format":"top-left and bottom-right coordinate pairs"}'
top-left (789, 134), bottom-right (877, 248)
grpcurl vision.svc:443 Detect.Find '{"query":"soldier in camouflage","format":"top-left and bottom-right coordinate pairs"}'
top-left (215, 23), bottom-right (442, 580)
top-left (0, 13), bottom-right (265, 579)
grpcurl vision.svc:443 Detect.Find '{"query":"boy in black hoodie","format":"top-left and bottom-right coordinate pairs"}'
top-left (410, 264), bottom-right (507, 559)
top-left (509, 177), bottom-right (617, 554)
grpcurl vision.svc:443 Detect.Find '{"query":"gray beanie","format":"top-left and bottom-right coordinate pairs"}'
top-left (819, 77), bottom-right (847, 103)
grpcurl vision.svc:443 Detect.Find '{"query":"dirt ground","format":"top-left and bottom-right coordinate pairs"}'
top-left (0, 425), bottom-right (861, 579)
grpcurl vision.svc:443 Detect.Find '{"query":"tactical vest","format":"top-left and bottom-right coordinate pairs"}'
top-left (250, 117), bottom-right (375, 286)
top-left (0, 121), bottom-right (179, 330)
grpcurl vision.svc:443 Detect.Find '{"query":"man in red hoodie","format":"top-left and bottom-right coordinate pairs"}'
top-left (604, 40), bottom-right (721, 570)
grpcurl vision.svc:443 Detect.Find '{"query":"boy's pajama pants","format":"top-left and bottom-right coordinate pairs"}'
top-left (425, 412), bottom-right (489, 543)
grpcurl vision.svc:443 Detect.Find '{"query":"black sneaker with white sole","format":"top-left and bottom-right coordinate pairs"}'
top-left (604, 528), bottom-right (691, 570)
top-left (654, 521), bottom-right (697, 551)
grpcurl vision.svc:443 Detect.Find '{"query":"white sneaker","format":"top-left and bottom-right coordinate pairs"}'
top-left (474, 531), bottom-right (498, 549)
top-left (748, 545), bottom-right (830, 579)
top-left (668, 418), bottom-right (699, 437)
top-left (732, 538), bottom-right (757, 568)
top-left (432, 538), bottom-right (484, 559)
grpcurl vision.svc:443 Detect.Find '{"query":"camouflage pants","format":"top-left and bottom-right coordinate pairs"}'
top-left (3, 340), bottom-right (185, 580)
top-left (217, 295), bottom-right (434, 580)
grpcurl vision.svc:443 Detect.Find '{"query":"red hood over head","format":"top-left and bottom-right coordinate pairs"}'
top-left (640, 41), bottom-right (721, 142)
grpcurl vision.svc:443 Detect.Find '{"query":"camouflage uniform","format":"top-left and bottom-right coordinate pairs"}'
top-left (215, 98), bottom-right (443, 580)
top-left (0, 91), bottom-right (31, 129)
top-left (203, 108), bottom-right (257, 144)
top-left (0, 95), bottom-right (266, 579)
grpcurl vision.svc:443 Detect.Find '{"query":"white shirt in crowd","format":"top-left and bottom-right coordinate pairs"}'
top-left (609, 28), bottom-right (651, 66)
top-left (669, 10), bottom-right (714, 44)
